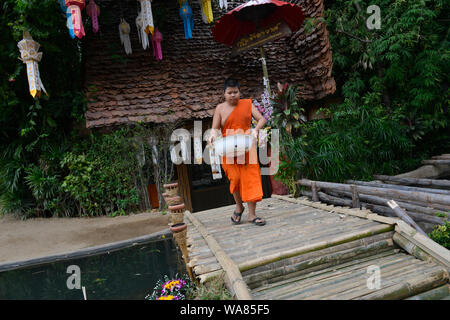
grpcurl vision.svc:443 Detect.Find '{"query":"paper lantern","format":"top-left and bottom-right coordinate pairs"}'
top-left (136, 11), bottom-right (150, 50)
top-left (152, 28), bottom-right (163, 61)
top-left (201, 0), bottom-right (213, 24)
top-left (65, 0), bottom-right (85, 39)
top-left (86, 0), bottom-right (100, 33)
top-left (119, 18), bottom-right (132, 55)
top-left (137, 0), bottom-right (154, 36)
top-left (179, 1), bottom-right (194, 39)
top-left (17, 31), bottom-right (47, 98)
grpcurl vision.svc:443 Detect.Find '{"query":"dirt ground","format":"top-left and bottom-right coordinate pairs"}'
top-left (0, 211), bottom-right (170, 263)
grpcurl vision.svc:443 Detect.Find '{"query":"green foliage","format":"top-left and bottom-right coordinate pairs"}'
top-left (0, 0), bottom-right (85, 217)
top-left (428, 219), bottom-right (450, 249)
top-left (60, 129), bottom-right (140, 217)
top-left (273, 0), bottom-right (450, 188)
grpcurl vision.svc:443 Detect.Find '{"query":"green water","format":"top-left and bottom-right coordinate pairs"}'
top-left (0, 238), bottom-right (186, 300)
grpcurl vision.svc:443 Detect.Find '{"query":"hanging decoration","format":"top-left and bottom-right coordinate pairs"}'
top-left (86, 0), bottom-right (101, 33)
top-left (136, 11), bottom-right (150, 50)
top-left (58, 0), bottom-right (75, 38)
top-left (197, 0), bottom-right (207, 24)
top-left (152, 28), bottom-right (163, 61)
top-left (119, 18), bottom-right (133, 55)
top-left (219, 0), bottom-right (228, 10)
top-left (65, 0), bottom-right (86, 39)
top-left (200, 0), bottom-right (213, 24)
top-left (179, 1), bottom-right (194, 39)
top-left (17, 31), bottom-right (47, 98)
top-left (137, 0), bottom-right (155, 36)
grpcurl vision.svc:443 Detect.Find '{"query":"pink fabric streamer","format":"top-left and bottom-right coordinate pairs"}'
top-left (87, 0), bottom-right (100, 33)
top-left (69, 5), bottom-right (85, 39)
top-left (152, 29), bottom-right (163, 61)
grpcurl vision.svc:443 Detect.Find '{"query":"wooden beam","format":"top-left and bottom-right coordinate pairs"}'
top-left (185, 211), bottom-right (253, 300)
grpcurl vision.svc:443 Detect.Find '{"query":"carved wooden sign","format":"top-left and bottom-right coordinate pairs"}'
top-left (232, 21), bottom-right (292, 56)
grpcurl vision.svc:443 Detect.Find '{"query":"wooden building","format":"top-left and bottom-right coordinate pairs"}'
top-left (83, 0), bottom-right (336, 212)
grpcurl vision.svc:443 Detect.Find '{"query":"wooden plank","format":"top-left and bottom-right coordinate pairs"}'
top-left (405, 284), bottom-right (450, 300)
top-left (238, 223), bottom-right (394, 272)
top-left (359, 268), bottom-right (448, 300)
top-left (251, 250), bottom-right (400, 298)
top-left (254, 252), bottom-right (408, 299)
top-left (185, 210), bottom-right (252, 300)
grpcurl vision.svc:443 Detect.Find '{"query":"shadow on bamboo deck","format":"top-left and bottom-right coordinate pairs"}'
top-left (185, 195), bottom-right (450, 300)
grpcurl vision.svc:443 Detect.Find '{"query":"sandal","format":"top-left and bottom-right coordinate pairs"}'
top-left (231, 207), bottom-right (245, 225)
top-left (250, 217), bottom-right (266, 226)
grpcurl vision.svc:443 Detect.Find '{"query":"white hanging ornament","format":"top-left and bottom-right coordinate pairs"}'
top-left (119, 18), bottom-right (132, 55)
top-left (17, 31), bottom-right (47, 98)
top-left (137, 0), bottom-right (154, 36)
top-left (219, 0), bottom-right (228, 10)
top-left (136, 11), bottom-right (150, 50)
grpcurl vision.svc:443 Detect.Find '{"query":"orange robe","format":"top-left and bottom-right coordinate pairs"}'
top-left (221, 99), bottom-right (263, 203)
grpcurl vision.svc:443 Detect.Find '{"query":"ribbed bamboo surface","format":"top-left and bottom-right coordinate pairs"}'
top-left (186, 197), bottom-right (449, 299)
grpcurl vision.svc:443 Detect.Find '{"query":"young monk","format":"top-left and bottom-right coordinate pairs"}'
top-left (208, 78), bottom-right (267, 226)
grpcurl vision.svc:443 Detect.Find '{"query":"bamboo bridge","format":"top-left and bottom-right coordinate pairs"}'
top-left (184, 195), bottom-right (450, 300)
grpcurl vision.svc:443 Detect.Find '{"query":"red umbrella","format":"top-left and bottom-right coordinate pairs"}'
top-left (212, 0), bottom-right (305, 46)
top-left (212, 0), bottom-right (305, 96)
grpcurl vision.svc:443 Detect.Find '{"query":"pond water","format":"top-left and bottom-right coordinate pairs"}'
top-left (0, 236), bottom-right (187, 300)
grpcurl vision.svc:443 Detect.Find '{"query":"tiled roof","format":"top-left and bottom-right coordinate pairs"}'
top-left (84, 0), bottom-right (335, 128)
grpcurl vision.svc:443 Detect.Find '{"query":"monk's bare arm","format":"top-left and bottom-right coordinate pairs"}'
top-left (251, 104), bottom-right (267, 132)
top-left (209, 105), bottom-right (222, 144)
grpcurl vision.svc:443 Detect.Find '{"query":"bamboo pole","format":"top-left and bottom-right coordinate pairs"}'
top-left (185, 211), bottom-right (253, 300)
top-left (422, 160), bottom-right (450, 165)
top-left (323, 189), bottom-right (449, 218)
top-left (345, 180), bottom-right (450, 195)
top-left (395, 220), bottom-right (450, 271)
top-left (373, 175), bottom-right (450, 188)
top-left (387, 200), bottom-right (427, 236)
top-left (297, 179), bottom-right (450, 206)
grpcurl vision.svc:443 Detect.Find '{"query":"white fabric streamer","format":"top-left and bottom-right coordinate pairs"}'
top-left (119, 18), bottom-right (132, 55)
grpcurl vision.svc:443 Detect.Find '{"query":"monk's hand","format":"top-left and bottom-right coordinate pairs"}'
top-left (208, 131), bottom-right (216, 146)
top-left (251, 129), bottom-right (259, 144)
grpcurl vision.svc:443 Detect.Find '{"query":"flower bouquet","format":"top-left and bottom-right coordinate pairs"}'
top-left (145, 274), bottom-right (194, 300)
top-left (252, 89), bottom-right (274, 148)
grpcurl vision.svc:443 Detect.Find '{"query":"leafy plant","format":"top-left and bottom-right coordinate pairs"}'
top-left (428, 220), bottom-right (450, 249)
top-left (271, 84), bottom-right (307, 137)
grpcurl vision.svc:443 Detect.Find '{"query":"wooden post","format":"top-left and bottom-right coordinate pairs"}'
top-left (387, 200), bottom-right (428, 237)
top-left (176, 164), bottom-right (193, 212)
top-left (259, 46), bottom-right (272, 97)
top-left (351, 184), bottom-right (360, 209)
top-left (311, 181), bottom-right (319, 202)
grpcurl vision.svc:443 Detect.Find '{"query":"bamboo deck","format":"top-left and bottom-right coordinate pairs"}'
top-left (185, 195), bottom-right (450, 300)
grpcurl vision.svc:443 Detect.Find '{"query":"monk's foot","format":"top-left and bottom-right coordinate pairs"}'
top-left (231, 206), bottom-right (245, 224)
top-left (248, 216), bottom-right (266, 226)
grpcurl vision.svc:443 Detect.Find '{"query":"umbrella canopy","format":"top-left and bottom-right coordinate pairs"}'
top-left (212, 0), bottom-right (305, 46)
